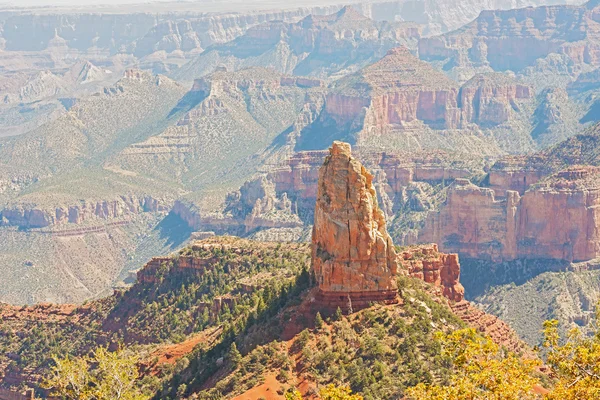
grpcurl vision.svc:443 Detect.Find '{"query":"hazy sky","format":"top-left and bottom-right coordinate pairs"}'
top-left (0, 0), bottom-right (353, 13)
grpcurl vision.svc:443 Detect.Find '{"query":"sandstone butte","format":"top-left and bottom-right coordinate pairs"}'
top-left (311, 141), bottom-right (464, 310)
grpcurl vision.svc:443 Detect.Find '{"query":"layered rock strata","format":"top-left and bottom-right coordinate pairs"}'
top-left (171, 7), bottom-right (422, 81)
top-left (311, 141), bottom-right (399, 309)
top-left (173, 147), bottom-right (483, 237)
top-left (0, 195), bottom-right (170, 229)
top-left (450, 300), bottom-right (526, 354)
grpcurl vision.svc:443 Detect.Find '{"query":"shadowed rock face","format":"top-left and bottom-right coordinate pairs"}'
top-left (312, 141), bottom-right (399, 309)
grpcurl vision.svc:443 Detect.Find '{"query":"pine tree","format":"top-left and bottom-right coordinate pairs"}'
top-left (334, 306), bottom-right (343, 321)
top-left (229, 342), bottom-right (242, 367)
top-left (315, 312), bottom-right (324, 329)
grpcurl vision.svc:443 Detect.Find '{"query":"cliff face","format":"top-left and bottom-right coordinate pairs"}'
top-left (312, 142), bottom-right (399, 309)
top-left (0, 195), bottom-right (170, 229)
top-left (268, 148), bottom-right (478, 220)
top-left (0, 0), bottom-right (580, 58)
top-left (326, 47), bottom-right (461, 130)
top-left (419, 2), bottom-right (600, 72)
top-left (459, 73), bottom-right (533, 126)
top-left (420, 166), bottom-right (600, 262)
top-left (0, 7), bottom-right (343, 58)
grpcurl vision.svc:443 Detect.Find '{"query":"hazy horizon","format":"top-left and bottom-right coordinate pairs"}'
top-left (0, 0), bottom-right (366, 14)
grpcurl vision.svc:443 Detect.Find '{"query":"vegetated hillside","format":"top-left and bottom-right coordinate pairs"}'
top-left (171, 7), bottom-right (422, 82)
top-left (0, 236), bottom-right (504, 400)
top-left (0, 70), bottom-right (187, 178)
top-left (0, 71), bottom-right (192, 303)
top-left (542, 122), bottom-right (600, 168)
top-left (171, 276), bottom-right (467, 400)
top-left (0, 66), bottom-right (322, 305)
top-left (0, 211), bottom-right (194, 305)
top-left (0, 237), bottom-right (311, 392)
top-left (0, 60), bottom-right (126, 139)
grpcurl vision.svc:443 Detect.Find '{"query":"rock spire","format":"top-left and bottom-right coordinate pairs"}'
top-left (312, 141), bottom-right (399, 310)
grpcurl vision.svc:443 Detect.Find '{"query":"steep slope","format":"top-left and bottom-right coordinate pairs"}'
top-left (468, 260), bottom-right (600, 345)
top-left (312, 142), bottom-right (400, 308)
top-left (417, 0), bottom-right (599, 142)
top-left (0, 149), bottom-right (527, 398)
top-left (0, 71), bottom-right (190, 303)
top-left (0, 70), bottom-right (187, 177)
top-left (0, 212), bottom-right (190, 305)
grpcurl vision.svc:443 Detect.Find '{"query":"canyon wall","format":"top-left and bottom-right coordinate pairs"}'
top-left (318, 47), bottom-right (535, 145)
top-left (268, 148), bottom-right (476, 209)
top-left (173, 147), bottom-right (481, 236)
top-left (0, 0), bottom-right (581, 59)
top-left (401, 244), bottom-right (464, 302)
top-left (420, 166), bottom-right (600, 262)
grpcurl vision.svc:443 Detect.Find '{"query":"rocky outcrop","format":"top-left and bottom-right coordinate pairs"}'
top-left (268, 148), bottom-right (482, 217)
top-left (311, 141), bottom-right (399, 309)
top-left (172, 174), bottom-right (303, 236)
top-left (450, 300), bottom-right (527, 354)
top-left (487, 156), bottom-right (550, 196)
top-left (172, 146), bottom-right (484, 239)
top-left (420, 166), bottom-right (600, 262)
top-left (325, 47), bottom-right (461, 131)
top-left (569, 67), bottom-right (600, 93)
top-left (459, 73), bottom-right (533, 126)
top-left (401, 244), bottom-right (464, 302)
top-left (227, 176), bottom-right (303, 234)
